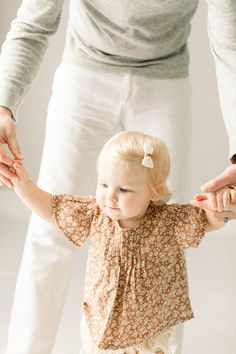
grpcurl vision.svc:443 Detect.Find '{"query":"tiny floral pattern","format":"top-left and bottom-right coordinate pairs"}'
top-left (52, 195), bottom-right (207, 350)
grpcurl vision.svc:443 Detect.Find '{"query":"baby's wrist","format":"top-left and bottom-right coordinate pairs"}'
top-left (14, 177), bottom-right (31, 190)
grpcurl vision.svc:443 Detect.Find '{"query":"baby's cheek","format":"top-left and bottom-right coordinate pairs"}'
top-left (96, 194), bottom-right (104, 209)
top-left (125, 198), bottom-right (137, 211)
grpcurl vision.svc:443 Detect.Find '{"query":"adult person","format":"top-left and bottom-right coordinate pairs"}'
top-left (0, 1), bottom-right (235, 354)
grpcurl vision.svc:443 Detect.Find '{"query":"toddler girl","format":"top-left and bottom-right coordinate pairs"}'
top-left (10, 131), bottom-right (235, 354)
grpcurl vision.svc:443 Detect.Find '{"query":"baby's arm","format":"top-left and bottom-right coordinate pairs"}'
top-left (191, 187), bottom-right (236, 231)
top-left (10, 162), bottom-right (55, 223)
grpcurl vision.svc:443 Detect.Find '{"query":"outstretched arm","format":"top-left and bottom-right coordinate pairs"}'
top-left (10, 161), bottom-right (55, 223)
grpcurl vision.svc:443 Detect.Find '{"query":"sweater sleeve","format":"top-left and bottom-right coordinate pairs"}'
top-left (0, 0), bottom-right (65, 118)
top-left (207, 0), bottom-right (236, 160)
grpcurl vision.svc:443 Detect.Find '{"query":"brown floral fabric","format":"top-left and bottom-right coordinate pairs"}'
top-left (52, 195), bottom-right (207, 350)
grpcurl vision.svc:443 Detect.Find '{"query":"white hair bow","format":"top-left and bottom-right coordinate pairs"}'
top-left (141, 143), bottom-right (154, 168)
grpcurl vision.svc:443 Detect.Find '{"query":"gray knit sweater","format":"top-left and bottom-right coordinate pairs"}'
top-left (0, 0), bottom-right (235, 157)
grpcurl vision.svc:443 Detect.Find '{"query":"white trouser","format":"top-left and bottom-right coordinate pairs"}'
top-left (6, 62), bottom-right (192, 354)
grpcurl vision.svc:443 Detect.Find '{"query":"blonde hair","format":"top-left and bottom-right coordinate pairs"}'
top-left (98, 131), bottom-right (171, 202)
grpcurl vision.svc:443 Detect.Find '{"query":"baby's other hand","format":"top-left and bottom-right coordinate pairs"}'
top-left (10, 161), bottom-right (30, 187)
top-left (208, 187), bottom-right (236, 212)
top-left (191, 187), bottom-right (236, 219)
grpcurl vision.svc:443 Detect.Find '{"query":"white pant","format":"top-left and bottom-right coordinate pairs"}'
top-left (6, 62), bottom-right (192, 354)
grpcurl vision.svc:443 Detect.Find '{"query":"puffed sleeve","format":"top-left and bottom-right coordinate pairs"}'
top-left (173, 204), bottom-right (207, 248)
top-left (51, 194), bottom-right (97, 246)
top-left (206, 1), bottom-right (236, 160)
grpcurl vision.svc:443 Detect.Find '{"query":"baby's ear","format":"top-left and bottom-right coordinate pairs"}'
top-left (150, 182), bottom-right (164, 201)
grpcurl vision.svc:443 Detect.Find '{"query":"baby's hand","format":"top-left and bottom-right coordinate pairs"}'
top-left (191, 187), bottom-right (236, 219)
top-left (9, 161), bottom-right (30, 187)
top-left (207, 187), bottom-right (236, 212)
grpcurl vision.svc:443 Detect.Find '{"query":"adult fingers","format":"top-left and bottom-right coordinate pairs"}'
top-left (222, 189), bottom-right (231, 210)
top-left (215, 188), bottom-right (231, 212)
top-left (0, 112), bottom-right (24, 161)
top-left (230, 189), bottom-right (236, 204)
top-left (0, 174), bottom-right (14, 188)
top-left (227, 201), bottom-right (236, 214)
top-left (191, 199), bottom-right (236, 221)
top-left (201, 174), bottom-right (226, 193)
top-left (201, 165), bottom-right (236, 193)
top-left (0, 145), bottom-right (13, 166)
top-left (193, 193), bottom-right (217, 210)
top-left (0, 161), bottom-right (17, 179)
top-left (194, 194), bottom-right (207, 201)
top-left (191, 199), bottom-right (236, 219)
top-left (5, 126), bottom-right (24, 160)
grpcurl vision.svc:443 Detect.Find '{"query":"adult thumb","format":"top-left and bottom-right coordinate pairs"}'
top-left (201, 177), bottom-right (223, 193)
top-left (7, 131), bottom-right (24, 160)
top-left (201, 167), bottom-right (232, 193)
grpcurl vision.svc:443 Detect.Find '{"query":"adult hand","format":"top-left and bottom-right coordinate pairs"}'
top-left (191, 193), bottom-right (236, 221)
top-left (0, 106), bottom-right (24, 188)
top-left (201, 165), bottom-right (236, 193)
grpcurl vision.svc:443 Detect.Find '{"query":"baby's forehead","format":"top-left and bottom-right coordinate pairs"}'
top-left (98, 155), bottom-right (141, 171)
top-left (98, 156), bottom-right (148, 182)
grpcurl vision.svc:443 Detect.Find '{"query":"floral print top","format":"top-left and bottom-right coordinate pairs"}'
top-left (51, 195), bottom-right (207, 350)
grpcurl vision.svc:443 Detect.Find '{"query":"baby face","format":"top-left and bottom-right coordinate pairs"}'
top-left (96, 156), bottom-right (152, 228)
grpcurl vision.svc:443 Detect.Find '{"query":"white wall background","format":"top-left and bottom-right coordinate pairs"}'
top-left (0, 1), bottom-right (235, 354)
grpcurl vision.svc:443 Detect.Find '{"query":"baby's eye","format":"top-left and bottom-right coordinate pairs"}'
top-left (100, 183), bottom-right (108, 188)
top-left (120, 188), bottom-right (129, 193)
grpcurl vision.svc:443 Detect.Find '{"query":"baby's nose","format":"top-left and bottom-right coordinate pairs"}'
top-left (107, 189), bottom-right (117, 201)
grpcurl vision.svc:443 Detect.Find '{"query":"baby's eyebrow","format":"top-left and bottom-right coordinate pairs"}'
top-left (97, 178), bottom-right (106, 182)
